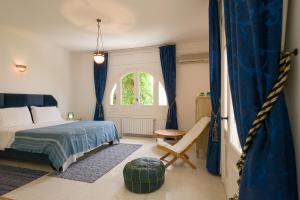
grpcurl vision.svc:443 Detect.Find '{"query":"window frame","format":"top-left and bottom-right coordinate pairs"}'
top-left (109, 70), bottom-right (167, 107)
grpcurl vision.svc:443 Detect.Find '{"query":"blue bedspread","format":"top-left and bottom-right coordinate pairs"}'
top-left (10, 121), bottom-right (119, 171)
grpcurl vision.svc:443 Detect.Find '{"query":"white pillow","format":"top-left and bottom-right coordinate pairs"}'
top-left (31, 106), bottom-right (63, 123)
top-left (0, 107), bottom-right (33, 127)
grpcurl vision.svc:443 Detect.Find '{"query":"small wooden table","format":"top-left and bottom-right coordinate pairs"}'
top-left (0, 197), bottom-right (13, 200)
top-left (154, 129), bottom-right (186, 141)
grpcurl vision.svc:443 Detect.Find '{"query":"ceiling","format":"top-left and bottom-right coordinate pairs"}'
top-left (0, 0), bottom-right (209, 51)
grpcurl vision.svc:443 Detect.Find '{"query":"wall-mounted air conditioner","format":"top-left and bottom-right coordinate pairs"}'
top-left (177, 53), bottom-right (209, 64)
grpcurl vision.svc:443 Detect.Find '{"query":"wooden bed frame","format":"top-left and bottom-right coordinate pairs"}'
top-left (0, 93), bottom-right (114, 171)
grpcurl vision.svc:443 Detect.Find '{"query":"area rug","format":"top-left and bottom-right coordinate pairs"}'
top-left (0, 165), bottom-right (48, 195)
top-left (51, 143), bottom-right (142, 183)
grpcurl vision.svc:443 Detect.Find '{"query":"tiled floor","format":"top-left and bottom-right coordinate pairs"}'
top-left (0, 137), bottom-right (226, 200)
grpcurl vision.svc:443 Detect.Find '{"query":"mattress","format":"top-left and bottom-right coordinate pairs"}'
top-left (0, 120), bottom-right (74, 150)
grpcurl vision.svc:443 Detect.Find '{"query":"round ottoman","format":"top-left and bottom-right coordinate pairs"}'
top-left (123, 157), bottom-right (165, 194)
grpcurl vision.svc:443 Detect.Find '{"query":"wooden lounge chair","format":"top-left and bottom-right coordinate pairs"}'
top-left (157, 117), bottom-right (210, 169)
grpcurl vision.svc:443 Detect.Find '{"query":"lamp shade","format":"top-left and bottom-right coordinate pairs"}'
top-left (67, 112), bottom-right (74, 120)
top-left (94, 52), bottom-right (105, 64)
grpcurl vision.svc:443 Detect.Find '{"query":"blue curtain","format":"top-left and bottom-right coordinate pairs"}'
top-left (224, 0), bottom-right (298, 199)
top-left (206, 0), bottom-right (221, 176)
top-left (159, 45), bottom-right (178, 129)
top-left (93, 53), bottom-right (108, 121)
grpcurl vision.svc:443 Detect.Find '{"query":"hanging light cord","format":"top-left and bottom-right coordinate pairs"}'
top-left (96, 19), bottom-right (104, 53)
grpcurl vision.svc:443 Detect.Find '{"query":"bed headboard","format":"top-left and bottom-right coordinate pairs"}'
top-left (0, 93), bottom-right (57, 108)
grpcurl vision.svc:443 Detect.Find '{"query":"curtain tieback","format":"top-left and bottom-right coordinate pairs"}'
top-left (230, 50), bottom-right (298, 200)
top-left (211, 105), bottom-right (220, 142)
top-left (96, 101), bottom-right (104, 118)
top-left (167, 100), bottom-right (176, 122)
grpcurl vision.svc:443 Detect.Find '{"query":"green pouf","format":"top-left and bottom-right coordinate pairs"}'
top-left (123, 157), bottom-right (165, 194)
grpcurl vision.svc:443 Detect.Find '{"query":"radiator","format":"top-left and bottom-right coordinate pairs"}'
top-left (121, 118), bottom-right (154, 136)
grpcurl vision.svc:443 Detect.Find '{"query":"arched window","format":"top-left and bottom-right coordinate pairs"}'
top-left (158, 81), bottom-right (167, 106)
top-left (110, 84), bottom-right (117, 105)
top-left (110, 71), bottom-right (167, 106)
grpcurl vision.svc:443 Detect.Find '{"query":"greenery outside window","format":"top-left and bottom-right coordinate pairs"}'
top-left (110, 71), bottom-right (167, 106)
top-left (139, 72), bottom-right (154, 105)
top-left (121, 73), bottom-right (135, 105)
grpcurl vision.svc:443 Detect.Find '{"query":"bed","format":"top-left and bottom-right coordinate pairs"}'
top-left (0, 93), bottom-right (120, 171)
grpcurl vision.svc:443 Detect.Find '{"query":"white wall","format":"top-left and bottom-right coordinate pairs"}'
top-left (0, 26), bottom-right (72, 115)
top-left (69, 52), bottom-right (96, 119)
top-left (285, 0), bottom-right (300, 194)
top-left (70, 41), bottom-right (209, 131)
top-left (177, 64), bottom-right (210, 131)
top-left (177, 42), bottom-right (210, 131)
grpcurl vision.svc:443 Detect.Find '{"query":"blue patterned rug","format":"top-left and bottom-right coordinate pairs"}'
top-left (0, 165), bottom-right (48, 195)
top-left (51, 143), bottom-right (142, 183)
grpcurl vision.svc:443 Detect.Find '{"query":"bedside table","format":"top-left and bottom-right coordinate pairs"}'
top-left (65, 118), bottom-right (82, 121)
top-left (0, 197), bottom-right (13, 200)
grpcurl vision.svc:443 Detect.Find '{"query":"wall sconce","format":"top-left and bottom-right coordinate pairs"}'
top-left (16, 64), bottom-right (27, 72)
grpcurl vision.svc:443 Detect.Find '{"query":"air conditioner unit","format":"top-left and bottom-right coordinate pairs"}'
top-left (177, 53), bottom-right (209, 64)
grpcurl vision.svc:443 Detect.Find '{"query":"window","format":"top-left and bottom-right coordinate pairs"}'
top-left (223, 48), bottom-right (242, 152)
top-left (223, 49), bottom-right (228, 132)
top-left (229, 93), bottom-right (241, 152)
top-left (110, 71), bottom-right (167, 106)
top-left (110, 84), bottom-right (117, 105)
top-left (121, 73), bottom-right (135, 105)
